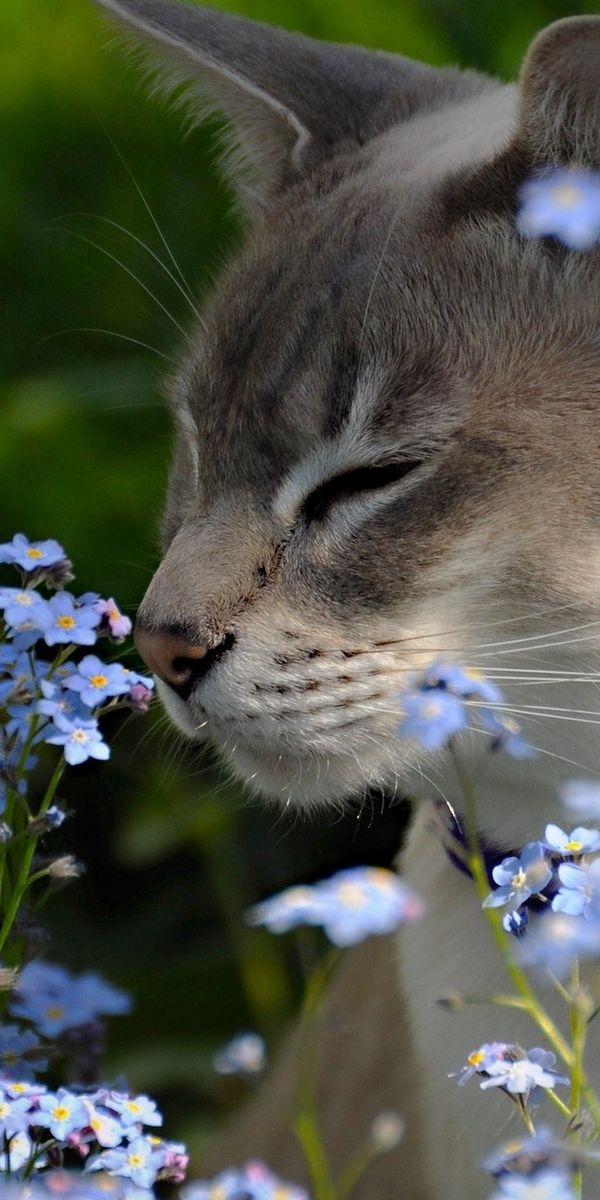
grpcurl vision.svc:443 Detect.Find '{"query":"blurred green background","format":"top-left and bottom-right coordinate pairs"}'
top-left (1, 0), bottom-right (596, 1168)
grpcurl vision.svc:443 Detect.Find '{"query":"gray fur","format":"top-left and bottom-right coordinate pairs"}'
top-left (91, 6), bottom-right (600, 1194)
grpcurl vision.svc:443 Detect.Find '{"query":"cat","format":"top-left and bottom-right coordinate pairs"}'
top-left (93, 2), bottom-right (600, 1196)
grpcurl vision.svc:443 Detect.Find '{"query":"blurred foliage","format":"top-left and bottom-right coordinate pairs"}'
top-left (1, 0), bottom-right (593, 1168)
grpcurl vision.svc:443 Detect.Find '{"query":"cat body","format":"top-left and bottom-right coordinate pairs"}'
top-left (93, 2), bottom-right (600, 1194)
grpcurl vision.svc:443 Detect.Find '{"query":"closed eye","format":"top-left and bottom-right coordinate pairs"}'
top-left (302, 460), bottom-right (423, 523)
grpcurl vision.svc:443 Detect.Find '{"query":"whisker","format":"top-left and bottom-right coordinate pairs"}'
top-left (36, 327), bottom-right (173, 362)
top-left (65, 212), bottom-right (201, 319)
top-left (94, 116), bottom-right (198, 306)
top-left (56, 228), bottom-right (190, 340)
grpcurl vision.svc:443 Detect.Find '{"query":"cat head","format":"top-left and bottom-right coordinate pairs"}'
top-left (95, 1), bottom-right (600, 807)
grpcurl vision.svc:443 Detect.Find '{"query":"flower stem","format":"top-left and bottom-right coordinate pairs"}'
top-left (0, 754), bottom-right (65, 957)
top-left (292, 948), bottom-right (341, 1200)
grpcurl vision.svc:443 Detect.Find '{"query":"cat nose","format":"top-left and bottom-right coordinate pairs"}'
top-left (134, 624), bottom-right (209, 700)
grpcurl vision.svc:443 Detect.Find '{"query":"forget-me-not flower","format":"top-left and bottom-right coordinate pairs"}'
top-left (480, 1048), bottom-right (568, 1095)
top-left (95, 598), bottom-right (132, 641)
top-left (0, 588), bottom-right (52, 634)
top-left (484, 1126), bottom-right (583, 1179)
top-left (248, 867), bottom-right (424, 947)
top-left (543, 823), bottom-right (600, 857)
top-left (87, 1135), bottom-right (166, 1189)
top-left (561, 779), bottom-right (600, 822)
top-left (0, 1090), bottom-right (33, 1137)
top-left (109, 1093), bottom-right (162, 1128)
top-left (0, 534), bottom-right (68, 573)
top-left (451, 1042), bottom-right (512, 1086)
top-left (44, 713), bottom-right (110, 766)
top-left (0, 1130), bottom-right (33, 1172)
top-left (0, 1025), bottom-right (47, 1081)
top-left (64, 656), bottom-right (132, 708)
top-left (43, 594), bottom-right (101, 647)
top-left (397, 689), bottom-right (469, 750)
top-left (518, 911), bottom-right (600, 979)
top-left (182, 1161), bottom-right (309, 1200)
top-left (483, 844), bottom-right (552, 910)
top-left (517, 168), bottom-right (600, 250)
top-left (490, 1169), bottom-right (576, 1199)
top-left (214, 1033), bottom-right (267, 1077)
top-left (35, 1088), bottom-right (90, 1141)
top-left (551, 859), bottom-right (600, 920)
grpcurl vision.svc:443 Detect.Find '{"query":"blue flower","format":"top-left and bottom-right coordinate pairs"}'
top-left (80, 1099), bottom-right (124, 1149)
top-left (109, 1092), bottom-right (162, 1128)
top-left (502, 908), bottom-right (529, 937)
top-left (36, 678), bottom-right (89, 725)
top-left (490, 1169), bottom-right (576, 1199)
top-left (10, 961), bottom-right (130, 1036)
top-left (64, 656), bottom-right (132, 708)
top-left (247, 867), bottom-right (424, 947)
top-left (518, 911), bottom-right (600, 979)
top-left (551, 859), bottom-right (600, 920)
top-left (182, 1162), bottom-right (309, 1200)
top-left (87, 1135), bottom-right (166, 1189)
top-left (397, 689), bottom-right (468, 749)
top-left (561, 780), bottom-right (600, 822)
top-left (213, 1033), bottom-right (267, 1077)
top-left (0, 1089), bottom-right (33, 1136)
top-left (0, 534), bottom-right (68, 573)
top-left (478, 710), bottom-right (534, 759)
top-left (0, 1130), bottom-right (33, 1172)
top-left (43, 594), bottom-right (101, 648)
top-left (0, 588), bottom-right (52, 634)
top-left (44, 713), bottom-right (110, 765)
top-left (483, 844), bottom-right (552, 910)
top-left (95, 598), bottom-right (132, 641)
top-left (517, 168), bottom-right (600, 250)
top-left (0, 1025), bottom-right (47, 1081)
top-left (451, 1042), bottom-right (512, 1086)
top-left (543, 823), bottom-right (600, 856)
top-left (419, 662), bottom-right (503, 704)
top-left (484, 1127), bottom-right (583, 1179)
top-left (35, 1087), bottom-right (90, 1141)
top-left (480, 1047), bottom-right (568, 1095)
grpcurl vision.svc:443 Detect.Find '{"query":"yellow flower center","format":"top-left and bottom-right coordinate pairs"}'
top-left (565, 840), bottom-right (583, 852)
top-left (90, 674), bottom-right (108, 689)
top-left (10, 1084), bottom-right (27, 1094)
top-left (46, 1005), bottom-right (64, 1021)
top-left (1, 1052), bottom-right (17, 1066)
top-left (25, 547), bottom-right (43, 559)
top-left (337, 882), bottom-right (367, 909)
top-left (467, 1050), bottom-right (485, 1067)
top-left (15, 594), bottom-right (33, 607)
top-left (72, 730), bottom-right (89, 744)
top-left (511, 869), bottom-right (527, 889)
top-left (0, 1104), bottom-right (9, 1118)
top-left (551, 183), bottom-right (583, 209)
top-left (126, 1101), bottom-right (141, 1114)
top-left (109, 608), bottom-right (120, 621)
top-left (52, 1105), bottom-right (71, 1121)
top-left (56, 615), bottom-right (76, 631)
top-left (128, 1155), bottom-right (144, 1168)
top-left (208, 1188), bottom-right (228, 1200)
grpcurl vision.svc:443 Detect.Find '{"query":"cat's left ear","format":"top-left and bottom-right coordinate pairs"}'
top-left (518, 16), bottom-right (600, 165)
top-left (93, 0), bottom-right (449, 213)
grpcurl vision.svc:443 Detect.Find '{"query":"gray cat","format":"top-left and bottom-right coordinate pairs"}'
top-left (93, 2), bottom-right (600, 1196)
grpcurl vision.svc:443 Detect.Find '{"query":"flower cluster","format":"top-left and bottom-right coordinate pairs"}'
top-left (480, 782), bottom-right (600, 976)
top-left (8, 961), bottom-right (130, 1043)
top-left (247, 865), bottom-right (424, 947)
top-left (453, 1042), bottom-right (567, 1101)
top-left (183, 1161), bottom-right (308, 1200)
top-left (397, 662), bottom-right (531, 756)
top-left (0, 533), bottom-right (154, 792)
top-left (0, 1078), bottom-right (187, 1190)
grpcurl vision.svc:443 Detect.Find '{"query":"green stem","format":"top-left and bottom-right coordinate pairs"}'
top-left (292, 949), bottom-right (341, 1200)
top-left (0, 755), bottom-right (65, 957)
top-left (335, 1138), bottom-right (378, 1200)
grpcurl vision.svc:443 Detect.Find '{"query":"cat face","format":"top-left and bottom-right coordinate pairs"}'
top-left (96, 2), bottom-right (600, 806)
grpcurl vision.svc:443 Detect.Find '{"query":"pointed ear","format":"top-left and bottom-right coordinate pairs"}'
top-left (518, 16), bottom-right (600, 165)
top-left (93, 0), bottom-right (452, 213)
top-left (442, 17), bottom-right (600, 226)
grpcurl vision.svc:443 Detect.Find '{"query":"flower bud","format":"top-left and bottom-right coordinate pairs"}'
top-left (47, 855), bottom-right (83, 879)
top-left (370, 1111), bottom-right (405, 1152)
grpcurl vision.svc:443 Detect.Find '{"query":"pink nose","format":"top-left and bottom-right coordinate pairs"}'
top-left (134, 624), bottom-right (208, 697)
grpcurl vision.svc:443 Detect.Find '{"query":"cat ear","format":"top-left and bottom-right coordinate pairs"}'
top-left (518, 16), bottom-right (600, 165)
top-left (93, 0), bottom-right (446, 213)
